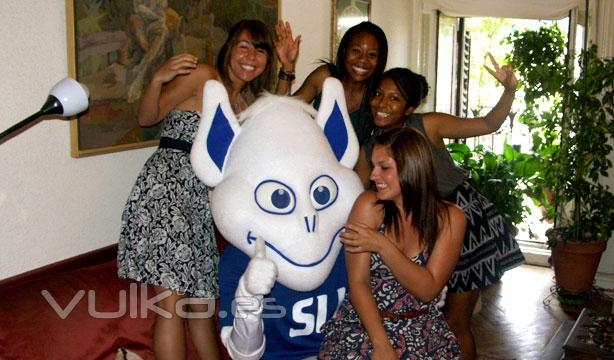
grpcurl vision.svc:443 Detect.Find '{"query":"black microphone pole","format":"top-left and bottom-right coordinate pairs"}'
top-left (0, 94), bottom-right (64, 144)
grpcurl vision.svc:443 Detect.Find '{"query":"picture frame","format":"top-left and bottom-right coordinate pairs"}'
top-left (66, 0), bottom-right (278, 157)
top-left (331, 0), bottom-right (371, 58)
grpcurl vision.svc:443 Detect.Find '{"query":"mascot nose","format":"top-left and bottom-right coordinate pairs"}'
top-left (303, 214), bottom-right (317, 233)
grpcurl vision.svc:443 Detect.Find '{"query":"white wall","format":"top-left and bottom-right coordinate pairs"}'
top-left (0, 0), bottom-right (416, 280)
top-left (281, 0), bottom-right (332, 87)
top-left (593, 0), bottom-right (614, 290)
top-left (0, 0), bottom-right (155, 279)
top-left (371, 0), bottom-right (416, 69)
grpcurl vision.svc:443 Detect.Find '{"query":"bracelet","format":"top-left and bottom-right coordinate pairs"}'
top-left (278, 68), bottom-right (296, 81)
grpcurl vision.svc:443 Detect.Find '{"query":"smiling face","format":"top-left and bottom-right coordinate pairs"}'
top-left (370, 77), bottom-right (412, 130)
top-left (370, 144), bottom-right (402, 206)
top-left (227, 30), bottom-right (269, 85)
top-left (343, 32), bottom-right (380, 83)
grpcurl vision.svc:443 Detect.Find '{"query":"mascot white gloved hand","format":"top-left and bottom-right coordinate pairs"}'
top-left (190, 78), bottom-right (363, 360)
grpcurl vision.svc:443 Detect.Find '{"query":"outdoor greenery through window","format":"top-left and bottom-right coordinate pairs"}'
top-left (436, 16), bottom-right (581, 247)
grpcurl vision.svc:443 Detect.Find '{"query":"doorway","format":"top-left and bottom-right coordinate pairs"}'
top-left (434, 14), bottom-right (585, 265)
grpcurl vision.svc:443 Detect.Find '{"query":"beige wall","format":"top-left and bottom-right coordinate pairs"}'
top-left (0, 0), bottom-right (416, 279)
top-left (0, 0), bottom-right (155, 279)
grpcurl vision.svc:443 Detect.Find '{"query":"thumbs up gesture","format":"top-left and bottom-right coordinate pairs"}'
top-left (244, 237), bottom-right (278, 297)
top-left (226, 238), bottom-right (277, 356)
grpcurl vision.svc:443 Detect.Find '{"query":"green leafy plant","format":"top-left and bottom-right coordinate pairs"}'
top-left (505, 25), bottom-right (614, 245)
top-left (504, 25), bottom-right (566, 218)
top-left (447, 142), bottom-right (539, 235)
top-left (550, 46), bottom-right (614, 243)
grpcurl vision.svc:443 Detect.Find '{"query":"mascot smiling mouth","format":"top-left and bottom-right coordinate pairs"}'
top-left (245, 227), bottom-right (344, 267)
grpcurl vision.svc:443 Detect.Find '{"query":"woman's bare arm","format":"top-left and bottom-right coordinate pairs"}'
top-left (343, 203), bottom-right (466, 302)
top-left (291, 64), bottom-right (330, 103)
top-left (343, 191), bottom-right (395, 355)
top-left (422, 54), bottom-right (517, 146)
top-left (137, 56), bottom-right (217, 126)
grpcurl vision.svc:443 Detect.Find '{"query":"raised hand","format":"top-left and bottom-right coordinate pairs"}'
top-left (484, 53), bottom-right (517, 92)
top-left (151, 53), bottom-right (198, 85)
top-left (244, 237), bottom-right (278, 296)
top-left (274, 20), bottom-right (301, 70)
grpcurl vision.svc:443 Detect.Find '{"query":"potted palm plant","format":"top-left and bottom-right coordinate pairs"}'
top-left (506, 25), bottom-right (614, 298)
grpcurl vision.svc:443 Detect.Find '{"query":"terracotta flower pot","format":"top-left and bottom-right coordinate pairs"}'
top-left (551, 239), bottom-right (608, 294)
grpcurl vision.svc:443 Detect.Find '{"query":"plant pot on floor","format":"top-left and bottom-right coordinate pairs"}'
top-left (551, 238), bottom-right (608, 294)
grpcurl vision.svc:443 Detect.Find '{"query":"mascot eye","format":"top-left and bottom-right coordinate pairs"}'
top-left (310, 175), bottom-right (338, 211)
top-left (255, 180), bottom-right (296, 215)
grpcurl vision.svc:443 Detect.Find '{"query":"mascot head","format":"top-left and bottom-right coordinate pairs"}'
top-left (191, 78), bottom-right (363, 291)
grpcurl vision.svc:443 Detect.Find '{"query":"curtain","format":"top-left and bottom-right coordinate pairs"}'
top-left (423, 0), bottom-right (583, 20)
top-left (596, 0), bottom-right (614, 57)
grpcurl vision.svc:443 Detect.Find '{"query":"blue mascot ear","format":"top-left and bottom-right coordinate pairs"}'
top-left (208, 104), bottom-right (235, 172)
top-left (315, 78), bottom-right (359, 168)
top-left (190, 80), bottom-right (241, 186)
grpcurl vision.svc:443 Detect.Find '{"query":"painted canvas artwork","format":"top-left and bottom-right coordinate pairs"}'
top-left (68, 0), bottom-right (278, 157)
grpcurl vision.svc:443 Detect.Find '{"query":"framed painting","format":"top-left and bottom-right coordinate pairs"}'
top-left (331, 0), bottom-right (371, 58)
top-left (66, 0), bottom-right (279, 157)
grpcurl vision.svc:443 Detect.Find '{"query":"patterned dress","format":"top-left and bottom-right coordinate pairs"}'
top-left (445, 182), bottom-right (525, 292)
top-left (117, 109), bottom-right (219, 298)
top-left (319, 248), bottom-right (460, 359)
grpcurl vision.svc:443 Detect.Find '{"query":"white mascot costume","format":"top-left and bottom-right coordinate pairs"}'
top-left (190, 78), bottom-right (363, 359)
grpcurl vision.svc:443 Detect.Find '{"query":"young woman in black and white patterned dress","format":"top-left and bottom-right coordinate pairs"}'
top-left (117, 19), bottom-right (299, 360)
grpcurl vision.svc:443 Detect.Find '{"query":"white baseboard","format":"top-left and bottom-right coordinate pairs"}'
top-left (595, 272), bottom-right (614, 290)
top-left (519, 244), bottom-right (551, 267)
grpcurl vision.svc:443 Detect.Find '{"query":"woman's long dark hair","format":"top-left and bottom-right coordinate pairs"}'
top-left (374, 127), bottom-right (448, 251)
top-left (216, 19), bottom-right (275, 95)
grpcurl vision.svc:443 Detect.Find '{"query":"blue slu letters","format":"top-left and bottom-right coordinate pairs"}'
top-left (219, 246), bottom-right (347, 359)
